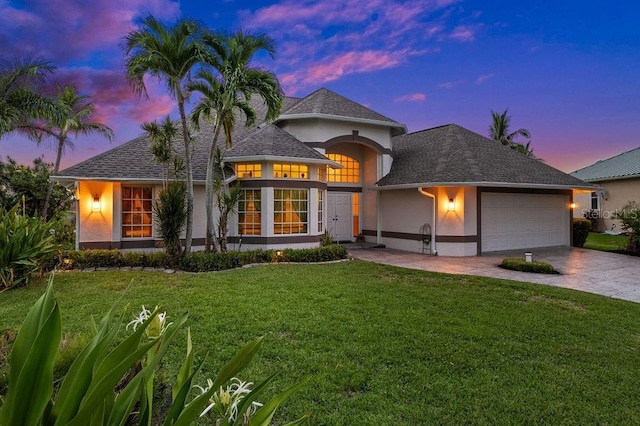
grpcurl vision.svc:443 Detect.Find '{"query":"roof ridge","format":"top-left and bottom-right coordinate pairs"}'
top-left (573, 145), bottom-right (640, 173)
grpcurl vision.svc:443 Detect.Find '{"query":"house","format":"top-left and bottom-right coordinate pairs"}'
top-left (54, 88), bottom-right (595, 256)
top-left (571, 147), bottom-right (640, 232)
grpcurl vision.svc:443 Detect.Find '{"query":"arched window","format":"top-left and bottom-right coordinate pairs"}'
top-left (326, 153), bottom-right (360, 183)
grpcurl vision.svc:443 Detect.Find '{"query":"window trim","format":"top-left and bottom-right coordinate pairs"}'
top-left (238, 189), bottom-right (262, 236)
top-left (121, 186), bottom-right (154, 239)
top-left (273, 188), bottom-right (309, 235)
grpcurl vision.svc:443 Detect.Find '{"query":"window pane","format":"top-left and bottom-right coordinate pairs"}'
top-left (122, 186), bottom-right (152, 239)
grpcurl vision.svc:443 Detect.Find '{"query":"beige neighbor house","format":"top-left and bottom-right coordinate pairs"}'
top-left (54, 88), bottom-right (595, 256)
top-left (571, 147), bottom-right (640, 232)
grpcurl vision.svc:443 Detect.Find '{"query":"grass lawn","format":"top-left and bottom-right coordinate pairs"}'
top-left (2, 260), bottom-right (640, 424)
top-left (583, 232), bottom-right (629, 252)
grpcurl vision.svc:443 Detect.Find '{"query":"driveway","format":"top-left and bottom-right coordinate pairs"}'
top-left (347, 245), bottom-right (640, 303)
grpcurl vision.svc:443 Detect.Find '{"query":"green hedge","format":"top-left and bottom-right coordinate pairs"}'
top-left (57, 245), bottom-right (348, 272)
top-left (500, 258), bottom-right (557, 274)
top-left (572, 217), bottom-right (592, 247)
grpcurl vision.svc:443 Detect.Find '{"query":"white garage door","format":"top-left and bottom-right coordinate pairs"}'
top-left (481, 192), bottom-right (569, 252)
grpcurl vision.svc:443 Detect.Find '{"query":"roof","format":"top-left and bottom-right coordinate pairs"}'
top-left (571, 147), bottom-right (640, 182)
top-left (279, 88), bottom-right (406, 134)
top-left (225, 124), bottom-right (333, 163)
top-left (55, 96), bottom-right (302, 182)
top-left (377, 124), bottom-right (595, 190)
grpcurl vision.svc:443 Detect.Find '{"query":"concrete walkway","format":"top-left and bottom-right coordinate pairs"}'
top-left (347, 245), bottom-right (640, 303)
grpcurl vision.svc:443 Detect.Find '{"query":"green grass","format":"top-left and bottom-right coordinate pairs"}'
top-left (2, 261), bottom-right (640, 424)
top-left (583, 232), bottom-right (629, 252)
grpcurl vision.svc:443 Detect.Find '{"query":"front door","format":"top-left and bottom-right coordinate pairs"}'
top-left (327, 192), bottom-right (352, 242)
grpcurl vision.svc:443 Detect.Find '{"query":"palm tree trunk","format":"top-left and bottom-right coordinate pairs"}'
top-left (205, 121), bottom-right (223, 252)
top-left (42, 134), bottom-right (65, 219)
top-left (177, 90), bottom-right (193, 254)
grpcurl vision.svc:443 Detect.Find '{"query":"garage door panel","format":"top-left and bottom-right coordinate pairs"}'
top-left (481, 193), bottom-right (569, 252)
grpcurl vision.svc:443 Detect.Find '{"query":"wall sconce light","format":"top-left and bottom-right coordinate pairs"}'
top-left (570, 202), bottom-right (576, 209)
top-left (92, 194), bottom-right (100, 212)
top-left (448, 198), bottom-right (455, 212)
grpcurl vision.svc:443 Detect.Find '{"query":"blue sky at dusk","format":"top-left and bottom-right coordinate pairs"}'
top-left (1, 0), bottom-right (639, 173)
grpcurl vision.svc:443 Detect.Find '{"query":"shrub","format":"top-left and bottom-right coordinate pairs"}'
top-left (154, 182), bottom-right (187, 258)
top-left (500, 258), bottom-right (557, 274)
top-left (0, 204), bottom-right (57, 290)
top-left (572, 217), bottom-right (592, 247)
top-left (0, 275), bottom-right (308, 425)
top-left (320, 229), bottom-right (335, 246)
top-left (614, 201), bottom-right (640, 254)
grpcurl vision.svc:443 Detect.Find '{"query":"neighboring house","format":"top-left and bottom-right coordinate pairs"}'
top-left (54, 87), bottom-right (595, 256)
top-left (571, 147), bottom-right (640, 232)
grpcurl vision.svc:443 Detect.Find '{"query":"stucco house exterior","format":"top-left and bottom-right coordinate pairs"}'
top-left (54, 88), bottom-right (595, 256)
top-left (571, 147), bottom-right (640, 232)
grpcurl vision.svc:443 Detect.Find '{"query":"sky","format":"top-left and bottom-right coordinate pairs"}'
top-left (1, 0), bottom-right (639, 173)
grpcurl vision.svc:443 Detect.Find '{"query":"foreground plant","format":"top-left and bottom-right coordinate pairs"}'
top-left (0, 275), bottom-right (308, 425)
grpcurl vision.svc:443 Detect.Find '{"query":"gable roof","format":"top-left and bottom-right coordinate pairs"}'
top-left (225, 124), bottom-right (334, 164)
top-left (55, 96), bottom-right (302, 182)
top-left (571, 147), bottom-right (640, 182)
top-left (279, 88), bottom-right (406, 134)
top-left (377, 124), bottom-right (595, 190)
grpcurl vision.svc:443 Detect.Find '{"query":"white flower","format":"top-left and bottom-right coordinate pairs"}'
top-left (126, 305), bottom-right (173, 338)
top-left (196, 377), bottom-right (262, 422)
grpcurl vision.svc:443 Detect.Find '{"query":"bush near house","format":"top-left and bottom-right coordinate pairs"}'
top-left (614, 201), bottom-right (640, 255)
top-left (572, 217), bottom-right (592, 247)
top-left (500, 258), bottom-right (557, 274)
top-left (57, 245), bottom-right (348, 272)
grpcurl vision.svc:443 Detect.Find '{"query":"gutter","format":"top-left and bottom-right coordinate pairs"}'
top-left (374, 181), bottom-right (599, 191)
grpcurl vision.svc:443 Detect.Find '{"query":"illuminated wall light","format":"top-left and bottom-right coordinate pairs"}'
top-left (570, 202), bottom-right (576, 209)
top-left (448, 198), bottom-right (455, 212)
top-left (92, 194), bottom-right (100, 212)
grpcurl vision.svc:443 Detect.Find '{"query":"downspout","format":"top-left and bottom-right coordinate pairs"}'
top-left (74, 181), bottom-right (80, 251)
top-left (418, 187), bottom-right (437, 255)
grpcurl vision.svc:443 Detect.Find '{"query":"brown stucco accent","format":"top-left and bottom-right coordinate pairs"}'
top-left (228, 235), bottom-right (322, 244)
top-left (239, 180), bottom-right (327, 189)
top-left (362, 229), bottom-right (477, 243)
top-left (80, 238), bottom-right (206, 250)
top-left (327, 186), bottom-right (362, 193)
top-left (476, 187), bottom-right (573, 253)
top-left (306, 134), bottom-right (392, 155)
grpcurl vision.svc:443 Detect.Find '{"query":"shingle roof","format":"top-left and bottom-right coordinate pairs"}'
top-left (226, 124), bottom-right (330, 162)
top-left (571, 147), bottom-right (640, 182)
top-left (377, 124), bottom-right (595, 189)
top-left (281, 87), bottom-right (401, 125)
top-left (55, 96), bottom-right (302, 181)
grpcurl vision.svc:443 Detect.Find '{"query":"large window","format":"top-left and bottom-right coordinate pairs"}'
top-left (326, 153), bottom-right (360, 183)
top-left (590, 192), bottom-right (600, 210)
top-left (122, 187), bottom-right (153, 238)
top-left (238, 189), bottom-right (261, 235)
top-left (274, 189), bottom-right (308, 234)
top-left (236, 163), bottom-right (261, 178)
top-left (274, 164), bottom-right (309, 179)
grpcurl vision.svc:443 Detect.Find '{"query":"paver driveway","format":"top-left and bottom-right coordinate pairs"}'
top-left (347, 245), bottom-right (640, 303)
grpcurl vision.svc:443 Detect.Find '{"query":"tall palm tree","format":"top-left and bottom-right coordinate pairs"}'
top-left (489, 109), bottom-right (535, 157)
top-left (0, 56), bottom-right (57, 138)
top-left (190, 30), bottom-right (284, 252)
top-left (40, 86), bottom-right (113, 219)
top-left (122, 14), bottom-right (205, 253)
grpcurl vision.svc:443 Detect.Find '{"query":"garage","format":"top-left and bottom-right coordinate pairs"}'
top-left (481, 192), bottom-right (570, 252)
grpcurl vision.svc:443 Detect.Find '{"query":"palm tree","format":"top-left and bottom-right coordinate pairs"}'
top-left (40, 86), bottom-right (113, 219)
top-left (489, 109), bottom-right (535, 157)
top-left (190, 30), bottom-right (284, 252)
top-left (122, 14), bottom-right (205, 253)
top-left (0, 56), bottom-right (57, 138)
top-left (142, 115), bottom-right (179, 185)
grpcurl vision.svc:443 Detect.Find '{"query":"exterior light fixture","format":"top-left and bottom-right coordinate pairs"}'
top-left (570, 202), bottom-right (576, 209)
top-left (92, 194), bottom-right (100, 212)
top-left (525, 252), bottom-right (532, 263)
top-left (448, 198), bottom-right (455, 212)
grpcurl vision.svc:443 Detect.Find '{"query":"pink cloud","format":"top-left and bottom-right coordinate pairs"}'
top-left (476, 73), bottom-right (495, 84)
top-left (438, 80), bottom-right (465, 89)
top-left (449, 25), bottom-right (479, 42)
top-left (394, 93), bottom-right (426, 103)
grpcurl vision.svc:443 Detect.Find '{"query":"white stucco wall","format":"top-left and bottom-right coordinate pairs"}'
top-left (78, 181), bottom-right (114, 243)
top-left (280, 118), bottom-right (394, 150)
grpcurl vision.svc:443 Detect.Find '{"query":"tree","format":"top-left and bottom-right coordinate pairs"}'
top-left (39, 85), bottom-right (113, 218)
top-left (0, 157), bottom-right (72, 219)
top-left (489, 109), bottom-right (535, 157)
top-left (122, 14), bottom-right (205, 254)
top-left (190, 30), bottom-right (283, 252)
top-left (0, 56), bottom-right (58, 139)
top-left (143, 116), bottom-right (187, 257)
